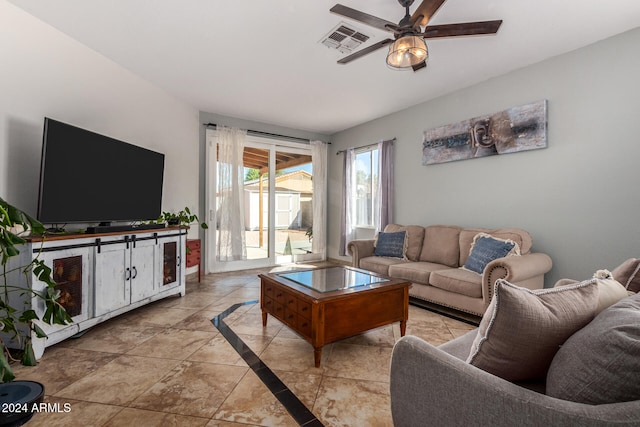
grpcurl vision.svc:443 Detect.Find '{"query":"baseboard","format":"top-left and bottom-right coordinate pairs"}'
top-left (327, 257), bottom-right (350, 266)
top-left (409, 297), bottom-right (481, 326)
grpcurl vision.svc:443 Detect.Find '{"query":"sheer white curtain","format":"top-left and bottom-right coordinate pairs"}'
top-left (216, 126), bottom-right (247, 261)
top-left (310, 140), bottom-right (327, 258)
top-left (339, 148), bottom-right (356, 256)
top-left (374, 139), bottom-right (395, 232)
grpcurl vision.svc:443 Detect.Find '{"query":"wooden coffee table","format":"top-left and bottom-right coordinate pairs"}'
top-left (259, 266), bottom-right (410, 367)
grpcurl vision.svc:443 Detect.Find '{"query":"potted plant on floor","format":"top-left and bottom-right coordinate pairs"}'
top-left (0, 197), bottom-right (72, 381)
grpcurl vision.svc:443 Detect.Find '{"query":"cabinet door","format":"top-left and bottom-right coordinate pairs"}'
top-left (94, 242), bottom-right (129, 316)
top-left (33, 245), bottom-right (93, 332)
top-left (130, 238), bottom-right (159, 303)
top-left (161, 236), bottom-right (181, 289)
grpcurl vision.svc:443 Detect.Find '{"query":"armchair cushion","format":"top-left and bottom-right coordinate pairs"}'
top-left (466, 279), bottom-right (598, 381)
top-left (554, 270), bottom-right (628, 314)
top-left (611, 258), bottom-right (640, 293)
top-left (546, 292), bottom-right (640, 404)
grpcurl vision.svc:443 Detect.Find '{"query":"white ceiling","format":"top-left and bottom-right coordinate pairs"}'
top-left (9, 0), bottom-right (640, 135)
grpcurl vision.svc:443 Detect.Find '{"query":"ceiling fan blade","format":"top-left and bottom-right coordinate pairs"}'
top-left (421, 20), bottom-right (503, 38)
top-left (330, 4), bottom-right (397, 33)
top-left (412, 61), bottom-right (427, 72)
top-left (337, 39), bottom-right (394, 64)
top-left (410, 0), bottom-right (447, 27)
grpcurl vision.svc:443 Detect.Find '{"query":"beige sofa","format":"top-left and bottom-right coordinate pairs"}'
top-left (347, 224), bottom-right (553, 317)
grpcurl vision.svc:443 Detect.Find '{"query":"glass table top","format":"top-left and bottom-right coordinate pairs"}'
top-left (276, 267), bottom-right (389, 293)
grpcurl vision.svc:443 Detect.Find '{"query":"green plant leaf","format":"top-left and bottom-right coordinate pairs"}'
top-left (42, 304), bottom-right (53, 325)
top-left (21, 339), bottom-right (37, 366)
top-left (18, 310), bottom-right (38, 323)
top-left (32, 260), bottom-right (56, 287)
top-left (0, 344), bottom-right (15, 383)
top-left (31, 323), bottom-right (47, 339)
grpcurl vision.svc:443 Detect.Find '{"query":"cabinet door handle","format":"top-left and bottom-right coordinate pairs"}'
top-left (125, 267), bottom-right (130, 280)
top-left (177, 255), bottom-right (181, 267)
top-left (132, 266), bottom-right (137, 279)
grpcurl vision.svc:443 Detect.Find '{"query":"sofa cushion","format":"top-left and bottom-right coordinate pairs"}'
top-left (388, 262), bottom-right (450, 285)
top-left (359, 256), bottom-right (407, 276)
top-left (459, 228), bottom-right (532, 266)
top-left (546, 292), bottom-right (640, 404)
top-left (462, 233), bottom-right (520, 274)
top-left (612, 258), bottom-right (640, 293)
top-left (374, 231), bottom-right (407, 258)
top-left (419, 225), bottom-right (462, 267)
top-left (429, 268), bottom-right (483, 298)
top-left (384, 224), bottom-right (425, 261)
top-left (466, 278), bottom-right (598, 381)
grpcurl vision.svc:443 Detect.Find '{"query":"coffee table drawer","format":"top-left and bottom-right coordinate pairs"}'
top-left (263, 283), bottom-right (275, 299)
top-left (273, 302), bottom-right (285, 319)
top-left (297, 316), bottom-right (312, 338)
top-left (283, 291), bottom-right (297, 312)
top-left (283, 307), bottom-right (297, 326)
top-left (297, 299), bottom-right (311, 320)
top-left (262, 296), bottom-right (274, 313)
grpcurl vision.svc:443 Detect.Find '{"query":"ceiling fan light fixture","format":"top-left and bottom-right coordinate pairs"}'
top-left (386, 35), bottom-right (428, 69)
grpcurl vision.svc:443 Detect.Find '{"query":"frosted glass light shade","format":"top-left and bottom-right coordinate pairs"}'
top-left (386, 35), bottom-right (428, 69)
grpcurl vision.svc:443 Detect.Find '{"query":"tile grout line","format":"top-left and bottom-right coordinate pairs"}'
top-left (212, 300), bottom-right (325, 427)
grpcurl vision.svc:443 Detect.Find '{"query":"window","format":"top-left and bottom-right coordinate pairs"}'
top-left (354, 148), bottom-right (379, 227)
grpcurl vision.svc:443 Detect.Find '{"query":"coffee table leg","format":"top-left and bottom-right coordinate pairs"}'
top-left (262, 312), bottom-right (268, 327)
top-left (314, 347), bottom-right (322, 368)
top-left (400, 319), bottom-right (407, 336)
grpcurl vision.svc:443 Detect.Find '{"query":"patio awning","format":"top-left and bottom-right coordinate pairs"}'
top-left (218, 146), bottom-right (312, 173)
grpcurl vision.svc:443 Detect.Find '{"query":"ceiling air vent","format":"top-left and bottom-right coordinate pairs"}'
top-left (320, 22), bottom-right (371, 54)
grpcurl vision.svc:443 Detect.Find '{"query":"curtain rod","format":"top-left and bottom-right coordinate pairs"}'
top-left (335, 138), bottom-right (396, 155)
top-left (203, 122), bottom-right (330, 145)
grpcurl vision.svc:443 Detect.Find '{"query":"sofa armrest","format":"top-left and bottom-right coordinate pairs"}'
top-left (482, 253), bottom-right (553, 303)
top-left (390, 335), bottom-right (640, 427)
top-left (347, 239), bottom-right (375, 267)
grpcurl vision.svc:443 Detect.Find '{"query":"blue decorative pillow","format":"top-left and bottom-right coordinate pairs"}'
top-left (374, 231), bottom-right (407, 258)
top-left (463, 233), bottom-right (518, 274)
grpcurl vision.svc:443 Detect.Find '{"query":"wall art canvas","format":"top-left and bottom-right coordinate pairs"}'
top-left (422, 99), bottom-right (547, 165)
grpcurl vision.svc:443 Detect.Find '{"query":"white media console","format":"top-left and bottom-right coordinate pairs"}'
top-left (6, 227), bottom-right (186, 359)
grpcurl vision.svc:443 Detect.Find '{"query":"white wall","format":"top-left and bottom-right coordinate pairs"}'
top-left (328, 26), bottom-right (640, 286)
top-left (0, 1), bottom-right (199, 223)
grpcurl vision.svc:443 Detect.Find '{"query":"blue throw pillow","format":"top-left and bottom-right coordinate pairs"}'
top-left (463, 234), bottom-right (516, 274)
top-left (374, 231), bottom-right (406, 258)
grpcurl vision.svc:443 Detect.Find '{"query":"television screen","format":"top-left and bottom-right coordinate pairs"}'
top-left (37, 118), bottom-right (165, 224)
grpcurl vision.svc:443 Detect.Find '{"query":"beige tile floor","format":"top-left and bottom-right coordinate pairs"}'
top-left (13, 264), bottom-right (475, 427)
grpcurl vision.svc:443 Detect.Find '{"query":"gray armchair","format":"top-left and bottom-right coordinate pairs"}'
top-left (390, 332), bottom-right (640, 427)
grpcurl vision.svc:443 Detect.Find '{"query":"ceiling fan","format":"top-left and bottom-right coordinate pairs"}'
top-left (330, 0), bottom-right (502, 71)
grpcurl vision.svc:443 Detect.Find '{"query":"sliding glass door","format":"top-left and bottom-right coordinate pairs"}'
top-left (205, 131), bottom-right (322, 273)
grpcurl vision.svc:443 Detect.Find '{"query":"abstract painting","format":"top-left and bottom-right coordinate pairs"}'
top-left (422, 100), bottom-right (547, 165)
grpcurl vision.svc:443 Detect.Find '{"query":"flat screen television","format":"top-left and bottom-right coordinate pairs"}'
top-left (37, 118), bottom-right (165, 225)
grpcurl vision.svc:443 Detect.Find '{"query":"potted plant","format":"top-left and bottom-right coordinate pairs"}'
top-left (157, 207), bottom-right (208, 230)
top-left (0, 197), bottom-right (72, 382)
